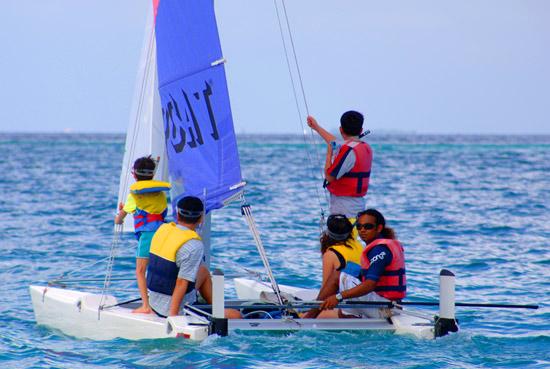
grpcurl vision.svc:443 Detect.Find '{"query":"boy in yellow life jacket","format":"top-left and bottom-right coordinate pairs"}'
top-left (114, 156), bottom-right (171, 314)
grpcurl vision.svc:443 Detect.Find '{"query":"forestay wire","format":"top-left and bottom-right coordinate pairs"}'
top-left (98, 15), bottom-right (158, 315)
top-left (272, 0), bottom-right (329, 232)
top-left (98, 224), bottom-right (123, 315)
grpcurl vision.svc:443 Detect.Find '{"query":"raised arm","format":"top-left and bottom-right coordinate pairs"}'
top-left (307, 116), bottom-right (336, 144)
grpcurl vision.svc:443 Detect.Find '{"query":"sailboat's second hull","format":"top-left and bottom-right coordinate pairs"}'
top-left (233, 278), bottom-right (436, 339)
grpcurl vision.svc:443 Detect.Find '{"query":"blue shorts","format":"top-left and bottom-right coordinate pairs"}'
top-left (136, 231), bottom-right (155, 258)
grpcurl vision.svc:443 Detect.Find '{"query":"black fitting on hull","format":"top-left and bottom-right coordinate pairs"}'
top-left (209, 317), bottom-right (228, 337)
top-left (434, 316), bottom-right (459, 337)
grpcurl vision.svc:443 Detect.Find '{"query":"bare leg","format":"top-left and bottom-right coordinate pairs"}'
top-left (313, 308), bottom-right (359, 319)
top-left (132, 258), bottom-right (152, 314)
top-left (316, 309), bottom-right (340, 319)
top-left (224, 308), bottom-right (242, 319)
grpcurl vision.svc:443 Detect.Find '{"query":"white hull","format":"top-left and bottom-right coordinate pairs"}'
top-left (29, 286), bottom-right (209, 341)
top-left (31, 279), bottom-right (435, 341)
top-left (233, 278), bottom-right (435, 339)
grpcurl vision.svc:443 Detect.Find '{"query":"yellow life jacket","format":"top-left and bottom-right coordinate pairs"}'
top-left (130, 180), bottom-right (172, 194)
top-left (129, 180), bottom-right (171, 214)
top-left (128, 180), bottom-right (171, 232)
top-left (328, 239), bottom-right (363, 279)
top-left (147, 223), bottom-right (202, 295)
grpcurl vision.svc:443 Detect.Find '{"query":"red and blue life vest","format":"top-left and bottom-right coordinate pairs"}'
top-left (133, 209), bottom-right (167, 233)
top-left (360, 238), bottom-right (406, 300)
top-left (326, 140), bottom-right (372, 197)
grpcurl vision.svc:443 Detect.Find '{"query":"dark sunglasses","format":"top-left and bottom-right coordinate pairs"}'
top-left (356, 222), bottom-right (376, 231)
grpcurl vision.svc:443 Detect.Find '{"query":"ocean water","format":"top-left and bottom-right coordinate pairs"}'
top-left (1, 133), bottom-right (549, 368)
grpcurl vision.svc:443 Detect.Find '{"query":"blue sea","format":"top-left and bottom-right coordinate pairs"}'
top-left (1, 133), bottom-right (549, 368)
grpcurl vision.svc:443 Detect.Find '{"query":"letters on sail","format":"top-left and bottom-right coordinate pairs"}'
top-left (154, 0), bottom-right (243, 213)
top-left (163, 81), bottom-right (220, 152)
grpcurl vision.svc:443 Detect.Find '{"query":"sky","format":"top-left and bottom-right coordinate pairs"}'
top-left (0, 0), bottom-right (549, 135)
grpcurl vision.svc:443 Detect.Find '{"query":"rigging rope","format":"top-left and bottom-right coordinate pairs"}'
top-left (272, 0), bottom-right (329, 231)
top-left (279, 0), bottom-right (310, 116)
top-left (98, 223), bottom-right (123, 314)
top-left (120, 20), bottom-right (157, 208)
top-left (98, 17), bottom-right (158, 315)
top-left (50, 256), bottom-right (112, 283)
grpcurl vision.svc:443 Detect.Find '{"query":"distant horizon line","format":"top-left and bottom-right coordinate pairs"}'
top-left (1, 130), bottom-right (550, 137)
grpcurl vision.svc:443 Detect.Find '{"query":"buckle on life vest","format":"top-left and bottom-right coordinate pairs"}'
top-left (146, 213), bottom-right (164, 222)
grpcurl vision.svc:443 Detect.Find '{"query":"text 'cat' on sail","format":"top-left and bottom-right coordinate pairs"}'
top-left (154, 0), bottom-right (243, 213)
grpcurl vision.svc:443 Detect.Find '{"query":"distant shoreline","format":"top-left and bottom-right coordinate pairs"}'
top-left (1, 132), bottom-right (549, 146)
top-left (1, 131), bottom-right (550, 137)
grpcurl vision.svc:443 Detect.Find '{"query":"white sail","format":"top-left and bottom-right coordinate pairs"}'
top-left (116, 1), bottom-right (212, 263)
top-left (117, 4), bottom-right (168, 233)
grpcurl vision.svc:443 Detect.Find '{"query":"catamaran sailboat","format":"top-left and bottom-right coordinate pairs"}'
top-left (30, 0), bottom-right (459, 341)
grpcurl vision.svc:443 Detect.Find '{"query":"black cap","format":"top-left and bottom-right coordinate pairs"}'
top-left (325, 214), bottom-right (353, 241)
top-left (176, 196), bottom-right (204, 219)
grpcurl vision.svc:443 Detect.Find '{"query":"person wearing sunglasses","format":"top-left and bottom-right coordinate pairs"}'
top-left (316, 209), bottom-right (406, 319)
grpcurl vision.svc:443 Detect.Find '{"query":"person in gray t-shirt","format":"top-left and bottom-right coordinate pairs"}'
top-left (148, 226), bottom-right (206, 317)
top-left (147, 196), bottom-right (209, 317)
top-left (147, 196), bottom-right (241, 319)
top-left (307, 111), bottom-right (373, 218)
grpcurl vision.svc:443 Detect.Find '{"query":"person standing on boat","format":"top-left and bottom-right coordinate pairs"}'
top-left (114, 156), bottom-right (171, 314)
top-left (147, 196), bottom-right (240, 318)
top-left (318, 209), bottom-right (406, 318)
top-left (306, 111), bottom-right (373, 219)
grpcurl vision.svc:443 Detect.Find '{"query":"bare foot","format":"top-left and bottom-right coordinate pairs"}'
top-left (132, 305), bottom-right (153, 314)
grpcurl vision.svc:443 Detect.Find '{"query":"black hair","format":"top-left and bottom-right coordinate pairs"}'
top-left (320, 214), bottom-right (354, 254)
top-left (340, 110), bottom-right (364, 136)
top-left (356, 208), bottom-right (396, 239)
top-left (133, 156), bottom-right (156, 181)
top-left (176, 196), bottom-right (204, 224)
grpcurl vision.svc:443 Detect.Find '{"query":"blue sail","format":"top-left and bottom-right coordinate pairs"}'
top-left (154, 0), bottom-right (243, 213)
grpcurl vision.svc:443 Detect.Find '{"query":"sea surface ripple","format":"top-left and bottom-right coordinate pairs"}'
top-left (0, 133), bottom-right (548, 368)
